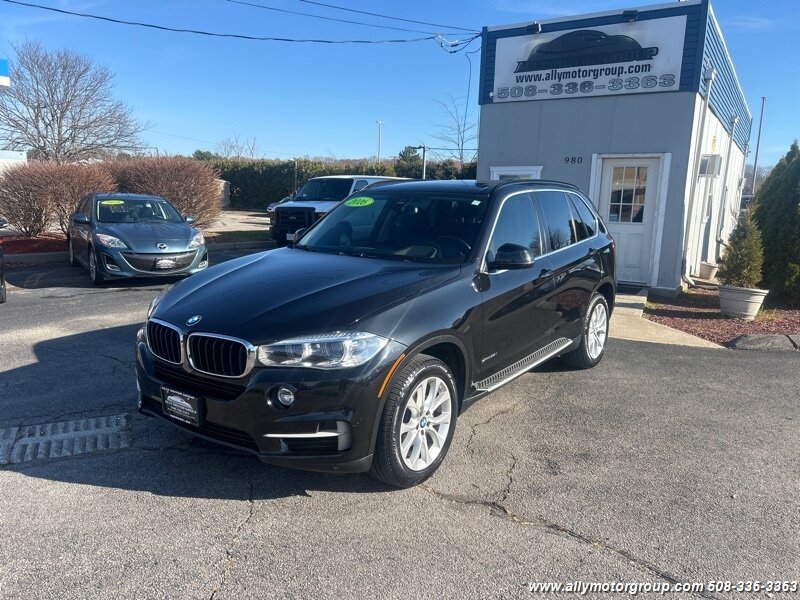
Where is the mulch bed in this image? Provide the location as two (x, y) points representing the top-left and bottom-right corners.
(0, 233), (68, 254)
(645, 288), (800, 346)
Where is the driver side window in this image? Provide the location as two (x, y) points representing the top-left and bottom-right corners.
(487, 193), (542, 262)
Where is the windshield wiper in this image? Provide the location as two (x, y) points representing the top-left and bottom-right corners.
(293, 244), (314, 252)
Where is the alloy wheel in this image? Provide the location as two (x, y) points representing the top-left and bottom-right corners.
(587, 302), (607, 360)
(89, 251), (97, 280)
(399, 376), (452, 471)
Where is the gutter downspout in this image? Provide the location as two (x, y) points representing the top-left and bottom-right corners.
(715, 114), (739, 256)
(682, 65), (716, 286)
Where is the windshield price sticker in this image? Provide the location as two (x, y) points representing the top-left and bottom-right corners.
(100, 200), (125, 205)
(345, 197), (374, 207)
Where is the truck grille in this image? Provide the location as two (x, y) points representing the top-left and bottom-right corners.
(275, 207), (316, 229)
(147, 321), (182, 364)
(187, 333), (251, 378)
(121, 251), (196, 272)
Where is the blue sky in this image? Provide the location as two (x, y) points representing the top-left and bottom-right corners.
(0, 0), (798, 166)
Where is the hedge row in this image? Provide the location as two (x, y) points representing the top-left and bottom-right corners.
(0, 157), (221, 236)
(211, 157), (477, 209)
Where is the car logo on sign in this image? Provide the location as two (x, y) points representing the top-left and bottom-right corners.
(156, 243), (168, 250)
(186, 315), (202, 326)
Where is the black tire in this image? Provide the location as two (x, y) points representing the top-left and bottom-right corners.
(562, 293), (609, 369)
(67, 237), (77, 267)
(370, 354), (458, 488)
(0, 280), (6, 304)
(88, 247), (105, 286)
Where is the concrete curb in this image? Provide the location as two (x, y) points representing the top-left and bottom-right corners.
(2, 241), (276, 267)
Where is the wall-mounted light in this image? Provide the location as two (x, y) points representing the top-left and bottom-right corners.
(527, 22), (542, 34)
(622, 10), (638, 22)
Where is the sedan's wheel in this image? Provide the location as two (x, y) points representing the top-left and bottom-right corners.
(88, 248), (104, 286)
(371, 354), (458, 488)
(562, 293), (609, 369)
(67, 237), (77, 267)
(0, 280), (6, 304)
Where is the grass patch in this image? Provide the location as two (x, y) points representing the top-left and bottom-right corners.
(755, 309), (781, 323)
(205, 230), (271, 244)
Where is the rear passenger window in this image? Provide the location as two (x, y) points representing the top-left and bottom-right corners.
(535, 191), (576, 251)
(488, 193), (542, 260)
(568, 193), (597, 240)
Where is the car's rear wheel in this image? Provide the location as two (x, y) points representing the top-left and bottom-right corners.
(370, 354), (458, 488)
(88, 247), (105, 286)
(562, 293), (609, 369)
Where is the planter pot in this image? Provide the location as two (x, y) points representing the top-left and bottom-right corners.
(718, 285), (769, 320)
(698, 261), (719, 280)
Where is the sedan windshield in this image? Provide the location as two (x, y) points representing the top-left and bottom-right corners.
(96, 198), (183, 224)
(297, 191), (490, 264)
(295, 179), (353, 202)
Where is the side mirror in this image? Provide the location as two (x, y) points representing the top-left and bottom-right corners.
(288, 228), (308, 245)
(72, 213), (91, 225)
(488, 243), (535, 270)
(184, 215), (196, 224)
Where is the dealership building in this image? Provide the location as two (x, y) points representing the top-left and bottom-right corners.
(477, 0), (750, 294)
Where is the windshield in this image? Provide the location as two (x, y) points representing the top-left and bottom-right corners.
(297, 191), (489, 264)
(295, 178), (353, 202)
(96, 197), (183, 224)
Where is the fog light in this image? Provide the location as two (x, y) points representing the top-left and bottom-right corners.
(276, 386), (295, 407)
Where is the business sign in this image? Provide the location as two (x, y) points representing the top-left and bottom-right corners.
(0, 59), (8, 87)
(492, 15), (686, 102)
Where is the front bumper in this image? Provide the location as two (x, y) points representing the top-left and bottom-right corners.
(135, 327), (405, 472)
(98, 245), (209, 279)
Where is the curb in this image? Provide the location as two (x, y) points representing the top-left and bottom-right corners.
(2, 241), (276, 267)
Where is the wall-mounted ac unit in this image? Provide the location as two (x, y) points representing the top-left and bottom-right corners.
(699, 154), (722, 177)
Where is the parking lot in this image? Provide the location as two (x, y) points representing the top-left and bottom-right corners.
(1, 251), (798, 599)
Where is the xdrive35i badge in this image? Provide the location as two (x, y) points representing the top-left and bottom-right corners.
(186, 315), (202, 326)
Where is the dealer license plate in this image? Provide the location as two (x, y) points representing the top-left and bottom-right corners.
(162, 388), (201, 426)
(156, 258), (177, 269)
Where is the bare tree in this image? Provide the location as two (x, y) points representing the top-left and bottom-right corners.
(430, 94), (477, 169)
(743, 163), (773, 195)
(0, 41), (148, 163)
(216, 134), (259, 159)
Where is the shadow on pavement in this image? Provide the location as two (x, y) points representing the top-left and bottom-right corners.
(2, 323), (394, 499)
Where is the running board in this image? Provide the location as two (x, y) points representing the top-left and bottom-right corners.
(474, 337), (572, 392)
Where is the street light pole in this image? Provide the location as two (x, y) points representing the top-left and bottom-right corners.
(751, 96), (766, 195)
(376, 120), (383, 164)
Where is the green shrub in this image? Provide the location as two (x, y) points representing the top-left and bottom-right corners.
(753, 141), (800, 300)
(717, 209), (764, 289)
(106, 157), (221, 227)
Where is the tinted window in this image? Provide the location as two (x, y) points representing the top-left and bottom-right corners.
(295, 178), (353, 202)
(568, 193), (597, 240)
(536, 191), (576, 251)
(488, 193), (542, 260)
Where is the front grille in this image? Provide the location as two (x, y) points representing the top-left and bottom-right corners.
(153, 363), (246, 401)
(188, 334), (250, 378)
(121, 251), (196, 272)
(275, 208), (316, 229)
(147, 321), (182, 364)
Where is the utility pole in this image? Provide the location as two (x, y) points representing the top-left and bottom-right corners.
(293, 159), (298, 191)
(376, 120), (384, 164)
(421, 145), (427, 180)
(751, 96), (766, 195)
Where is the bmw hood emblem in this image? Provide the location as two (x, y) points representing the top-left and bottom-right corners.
(186, 315), (202, 326)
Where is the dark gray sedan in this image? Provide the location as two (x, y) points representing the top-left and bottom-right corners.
(68, 193), (208, 285)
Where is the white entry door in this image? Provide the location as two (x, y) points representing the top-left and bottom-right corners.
(597, 158), (660, 284)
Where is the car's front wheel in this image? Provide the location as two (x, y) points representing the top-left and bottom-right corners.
(67, 237), (77, 267)
(88, 247), (105, 286)
(562, 292), (609, 369)
(371, 354), (458, 488)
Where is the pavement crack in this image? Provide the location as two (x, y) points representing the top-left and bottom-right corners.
(418, 482), (720, 600)
(464, 405), (517, 455)
(209, 479), (255, 600)
(786, 335), (799, 350)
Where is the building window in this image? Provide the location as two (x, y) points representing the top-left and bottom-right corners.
(608, 166), (648, 223)
(490, 166), (543, 181)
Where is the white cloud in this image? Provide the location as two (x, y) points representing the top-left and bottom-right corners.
(722, 15), (795, 33)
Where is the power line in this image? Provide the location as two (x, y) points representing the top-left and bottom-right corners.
(298, 0), (479, 33)
(0, 0), (437, 44)
(226, 0), (454, 35)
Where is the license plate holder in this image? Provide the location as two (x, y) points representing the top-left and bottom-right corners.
(156, 258), (177, 270)
(162, 387), (202, 427)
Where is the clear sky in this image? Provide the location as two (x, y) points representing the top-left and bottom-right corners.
(0, 0), (797, 166)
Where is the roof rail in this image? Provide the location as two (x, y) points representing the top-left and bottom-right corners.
(491, 178), (580, 191)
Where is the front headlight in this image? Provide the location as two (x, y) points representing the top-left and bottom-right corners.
(189, 232), (205, 248)
(147, 284), (174, 319)
(95, 234), (128, 249)
(256, 331), (388, 369)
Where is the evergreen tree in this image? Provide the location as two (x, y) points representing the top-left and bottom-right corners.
(718, 208), (764, 289)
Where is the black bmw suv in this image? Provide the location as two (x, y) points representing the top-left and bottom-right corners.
(136, 180), (615, 487)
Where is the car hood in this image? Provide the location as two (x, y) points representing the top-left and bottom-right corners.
(154, 248), (460, 343)
(276, 200), (340, 212)
(97, 223), (196, 252)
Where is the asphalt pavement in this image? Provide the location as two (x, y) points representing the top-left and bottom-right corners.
(0, 254), (798, 599)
